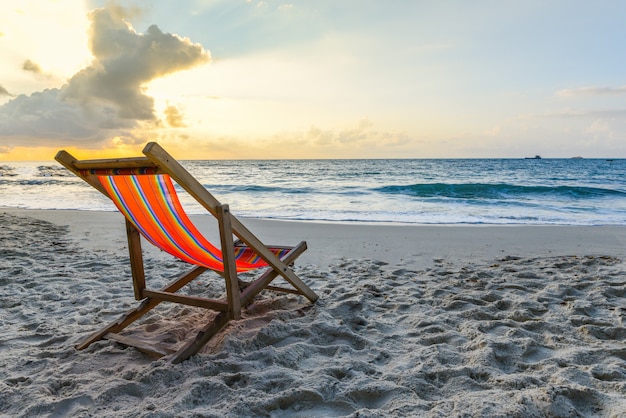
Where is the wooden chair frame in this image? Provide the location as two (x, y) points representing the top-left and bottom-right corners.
(55, 142), (318, 363)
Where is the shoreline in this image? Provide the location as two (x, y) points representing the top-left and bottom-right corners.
(3, 206), (626, 270)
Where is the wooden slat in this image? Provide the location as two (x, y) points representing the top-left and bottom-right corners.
(126, 219), (146, 300)
(72, 156), (156, 170)
(143, 142), (221, 216)
(217, 204), (242, 320)
(142, 290), (229, 311)
(104, 333), (175, 358)
(165, 312), (230, 364)
(54, 150), (78, 173)
(241, 241), (308, 305)
(55, 150), (110, 197)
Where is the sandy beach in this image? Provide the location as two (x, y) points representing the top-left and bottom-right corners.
(1, 207), (626, 417)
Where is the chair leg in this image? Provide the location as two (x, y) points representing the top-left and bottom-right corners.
(75, 297), (158, 350)
(126, 219), (146, 300)
(217, 204), (241, 320)
(164, 312), (231, 364)
(75, 265), (207, 350)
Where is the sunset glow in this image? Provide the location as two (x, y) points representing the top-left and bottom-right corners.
(2, 1), (626, 160)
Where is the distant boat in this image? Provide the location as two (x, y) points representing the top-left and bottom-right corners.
(525, 155), (542, 159)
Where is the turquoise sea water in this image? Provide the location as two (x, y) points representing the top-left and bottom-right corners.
(1, 158), (625, 225)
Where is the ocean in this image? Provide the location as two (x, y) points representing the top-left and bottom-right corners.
(1, 158), (625, 225)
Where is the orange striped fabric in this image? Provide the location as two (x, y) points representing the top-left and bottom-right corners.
(97, 174), (289, 272)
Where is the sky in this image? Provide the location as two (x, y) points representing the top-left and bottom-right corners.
(1, 0), (625, 160)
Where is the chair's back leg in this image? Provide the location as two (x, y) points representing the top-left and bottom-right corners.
(126, 219), (146, 300)
(217, 204), (242, 320)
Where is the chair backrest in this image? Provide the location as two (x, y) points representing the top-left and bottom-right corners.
(88, 171), (287, 272)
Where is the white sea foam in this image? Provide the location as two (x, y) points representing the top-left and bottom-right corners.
(1, 158), (625, 224)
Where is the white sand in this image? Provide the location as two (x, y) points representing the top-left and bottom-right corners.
(1, 208), (626, 417)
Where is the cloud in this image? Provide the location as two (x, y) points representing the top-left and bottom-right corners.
(0, 4), (209, 148)
(541, 109), (626, 119)
(22, 59), (43, 74)
(557, 86), (626, 97)
(164, 105), (186, 128)
(268, 118), (413, 154)
(0, 89), (102, 140)
(0, 85), (12, 97)
(150, 117), (417, 159)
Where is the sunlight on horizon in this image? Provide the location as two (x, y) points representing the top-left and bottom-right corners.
(2, 1), (626, 160)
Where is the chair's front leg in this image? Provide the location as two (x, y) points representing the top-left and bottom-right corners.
(125, 219), (146, 300)
(217, 204), (242, 320)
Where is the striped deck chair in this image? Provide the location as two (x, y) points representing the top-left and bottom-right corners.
(55, 142), (318, 363)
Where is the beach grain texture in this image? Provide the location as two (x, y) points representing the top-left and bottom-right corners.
(1, 208), (626, 417)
